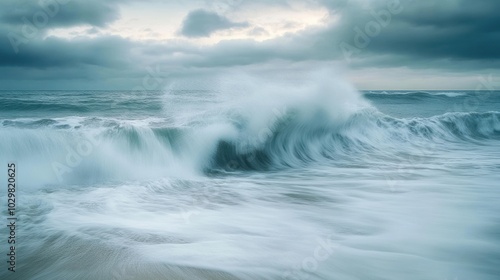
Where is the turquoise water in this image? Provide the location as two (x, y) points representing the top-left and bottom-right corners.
(1, 81), (500, 279)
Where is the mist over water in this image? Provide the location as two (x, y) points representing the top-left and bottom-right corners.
(1, 71), (500, 279)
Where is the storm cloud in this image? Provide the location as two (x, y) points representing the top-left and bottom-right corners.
(179, 9), (249, 38)
(332, 0), (500, 62)
(0, 0), (499, 89)
(0, 0), (122, 29)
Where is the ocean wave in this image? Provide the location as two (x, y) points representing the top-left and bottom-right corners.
(1, 71), (498, 186)
(364, 91), (468, 98)
(1, 116), (174, 130)
(1, 110), (499, 186)
(210, 110), (500, 171)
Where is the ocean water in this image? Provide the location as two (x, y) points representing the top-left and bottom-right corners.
(1, 74), (500, 280)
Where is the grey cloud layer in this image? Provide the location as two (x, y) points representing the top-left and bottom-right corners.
(1, 0), (499, 89)
(0, 0), (123, 29)
(180, 9), (249, 37)
(338, 0), (500, 61)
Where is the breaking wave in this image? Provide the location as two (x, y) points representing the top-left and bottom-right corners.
(1, 70), (499, 186)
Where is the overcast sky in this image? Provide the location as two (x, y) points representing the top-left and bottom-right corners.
(1, 0), (499, 90)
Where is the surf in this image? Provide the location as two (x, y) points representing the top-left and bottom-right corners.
(1, 71), (499, 188)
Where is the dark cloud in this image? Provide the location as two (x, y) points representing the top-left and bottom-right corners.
(0, 0), (123, 29)
(1, 0), (500, 89)
(325, 0), (500, 64)
(0, 0), (127, 54)
(0, 16), (133, 69)
(180, 9), (248, 38)
(174, 0), (500, 69)
(3, 37), (131, 69)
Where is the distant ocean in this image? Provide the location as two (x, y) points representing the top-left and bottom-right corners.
(1, 77), (500, 279)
